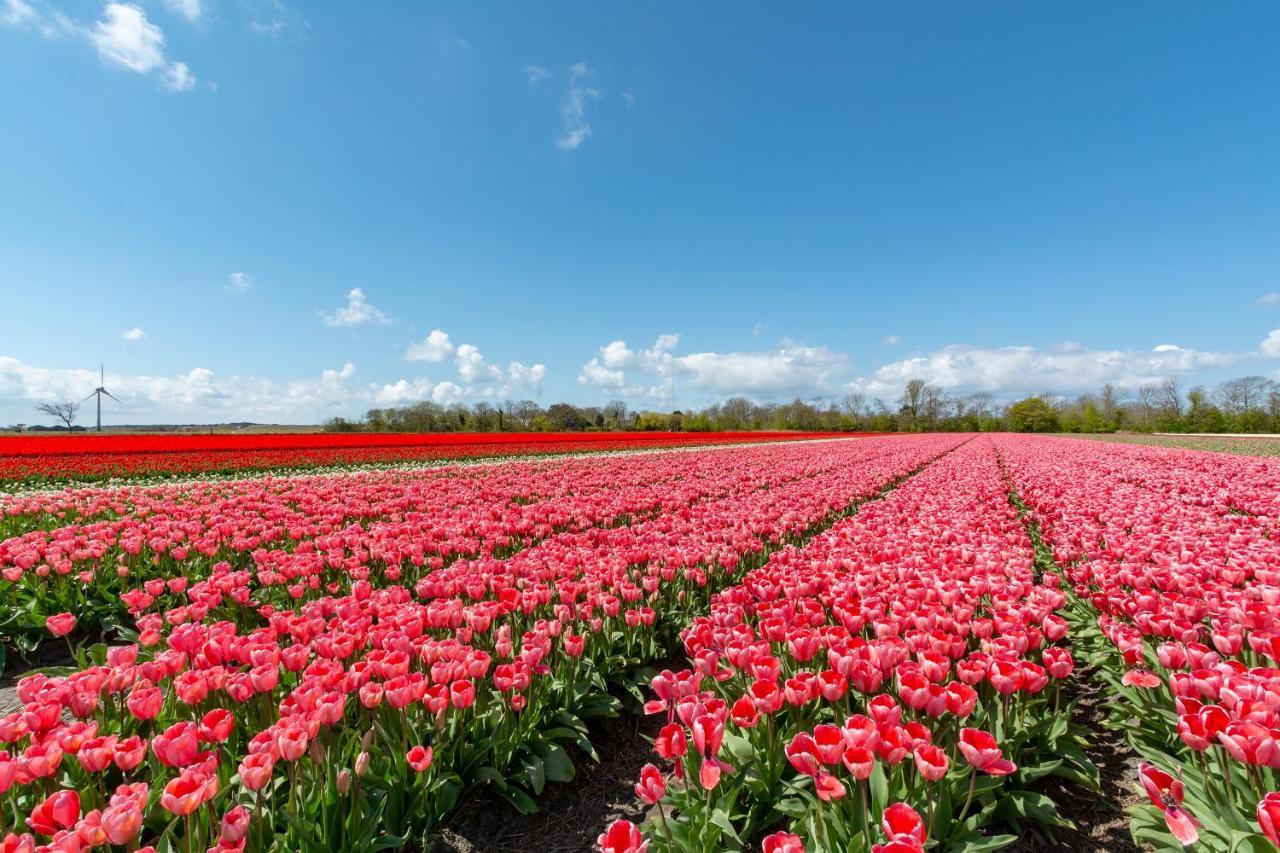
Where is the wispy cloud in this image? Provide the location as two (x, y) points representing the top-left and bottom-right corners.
(524, 64), (551, 84)
(1257, 292), (1279, 308)
(3, 0), (195, 89)
(321, 288), (393, 327)
(119, 327), (145, 341)
(622, 89), (635, 108)
(558, 62), (602, 150)
(883, 335), (902, 345)
(225, 271), (254, 293)
(752, 322), (764, 339)
(160, 0), (203, 23)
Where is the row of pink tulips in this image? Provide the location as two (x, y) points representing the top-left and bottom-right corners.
(606, 437), (1093, 852)
(0, 436), (964, 851)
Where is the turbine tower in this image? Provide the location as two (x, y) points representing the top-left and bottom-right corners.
(83, 364), (119, 432)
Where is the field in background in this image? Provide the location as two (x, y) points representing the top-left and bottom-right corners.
(0, 430), (862, 484)
(1070, 432), (1280, 457)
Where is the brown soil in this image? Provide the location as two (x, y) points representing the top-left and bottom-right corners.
(432, 711), (663, 853)
(1007, 666), (1144, 852)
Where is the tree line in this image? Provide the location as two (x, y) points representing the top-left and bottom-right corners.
(320, 374), (1280, 435)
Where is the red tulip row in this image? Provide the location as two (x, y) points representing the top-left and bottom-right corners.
(0, 435), (961, 852)
(605, 436), (1091, 853)
(995, 434), (1280, 849)
(0, 432), (848, 485)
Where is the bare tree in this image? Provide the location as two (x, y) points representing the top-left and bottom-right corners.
(1217, 376), (1274, 415)
(36, 401), (80, 431)
(1159, 376), (1184, 417)
(967, 391), (994, 420)
(1099, 384), (1120, 424)
(840, 393), (867, 418)
(900, 379), (926, 420)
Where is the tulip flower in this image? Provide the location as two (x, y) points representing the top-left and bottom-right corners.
(597, 819), (648, 853)
(44, 613), (75, 637)
(406, 745), (433, 773)
(1138, 763), (1198, 845)
(1257, 792), (1280, 847)
(634, 764), (665, 804)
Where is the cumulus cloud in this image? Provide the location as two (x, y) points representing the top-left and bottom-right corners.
(90, 3), (195, 91)
(1262, 329), (1280, 359)
(846, 341), (1253, 398)
(225, 271), (254, 292)
(404, 329), (454, 362)
(119, 327), (145, 341)
(403, 329), (546, 395)
(578, 334), (847, 401)
(321, 288), (392, 327)
(558, 62), (602, 150)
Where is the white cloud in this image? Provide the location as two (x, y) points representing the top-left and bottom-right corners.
(622, 89), (635, 108)
(321, 288), (392, 327)
(119, 327), (145, 341)
(1, 0), (37, 28)
(578, 334), (847, 401)
(403, 329), (546, 395)
(1261, 329), (1280, 359)
(1258, 293), (1280, 308)
(88, 3), (196, 92)
(161, 0), (202, 22)
(847, 341), (1252, 398)
(454, 343), (503, 382)
(577, 358), (628, 390)
(557, 62), (602, 150)
(225, 271), (254, 292)
(404, 328), (454, 362)
(883, 335), (902, 345)
(161, 60), (194, 92)
(524, 64), (550, 84)
(752, 323), (764, 339)
(0, 357), (365, 424)
(599, 340), (636, 369)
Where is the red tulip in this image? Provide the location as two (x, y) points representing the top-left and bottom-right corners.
(1257, 792), (1280, 847)
(634, 764), (665, 804)
(406, 745), (433, 773)
(1138, 763), (1198, 845)
(25, 790), (80, 836)
(597, 819), (648, 853)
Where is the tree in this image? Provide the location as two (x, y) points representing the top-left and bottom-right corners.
(1159, 376), (1184, 418)
(1098, 384), (1121, 426)
(36, 401), (80, 431)
(1006, 397), (1059, 433)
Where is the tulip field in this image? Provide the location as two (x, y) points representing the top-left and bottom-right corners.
(1, 434), (1280, 852)
(0, 432), (844, 486)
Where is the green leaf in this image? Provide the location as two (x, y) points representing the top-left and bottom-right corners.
(1018, 758), (1063, 783)
(708, 809), (742, 844)
(537, 743), (575, 783)
(952, 834), (1019, 851)
(521, 755), (546, 795)
(493, 784), (540, 815)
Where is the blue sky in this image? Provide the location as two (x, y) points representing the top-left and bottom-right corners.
(2, 1), (1279, 424)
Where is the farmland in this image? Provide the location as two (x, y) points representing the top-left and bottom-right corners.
(0, 431), (849, 487)
(0, 434), (1277, 851)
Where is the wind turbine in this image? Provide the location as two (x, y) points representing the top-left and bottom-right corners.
(83, 364), (120, 432)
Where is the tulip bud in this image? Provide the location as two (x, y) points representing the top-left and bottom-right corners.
(309, 739), (325, 763)
(355, 751), (370, 777)
(361, 729), (375, 750)
(336, 769), (352, 794)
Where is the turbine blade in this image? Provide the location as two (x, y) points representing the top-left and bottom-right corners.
(82, 392), (97, 402)
(103, 391), (121, 403)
